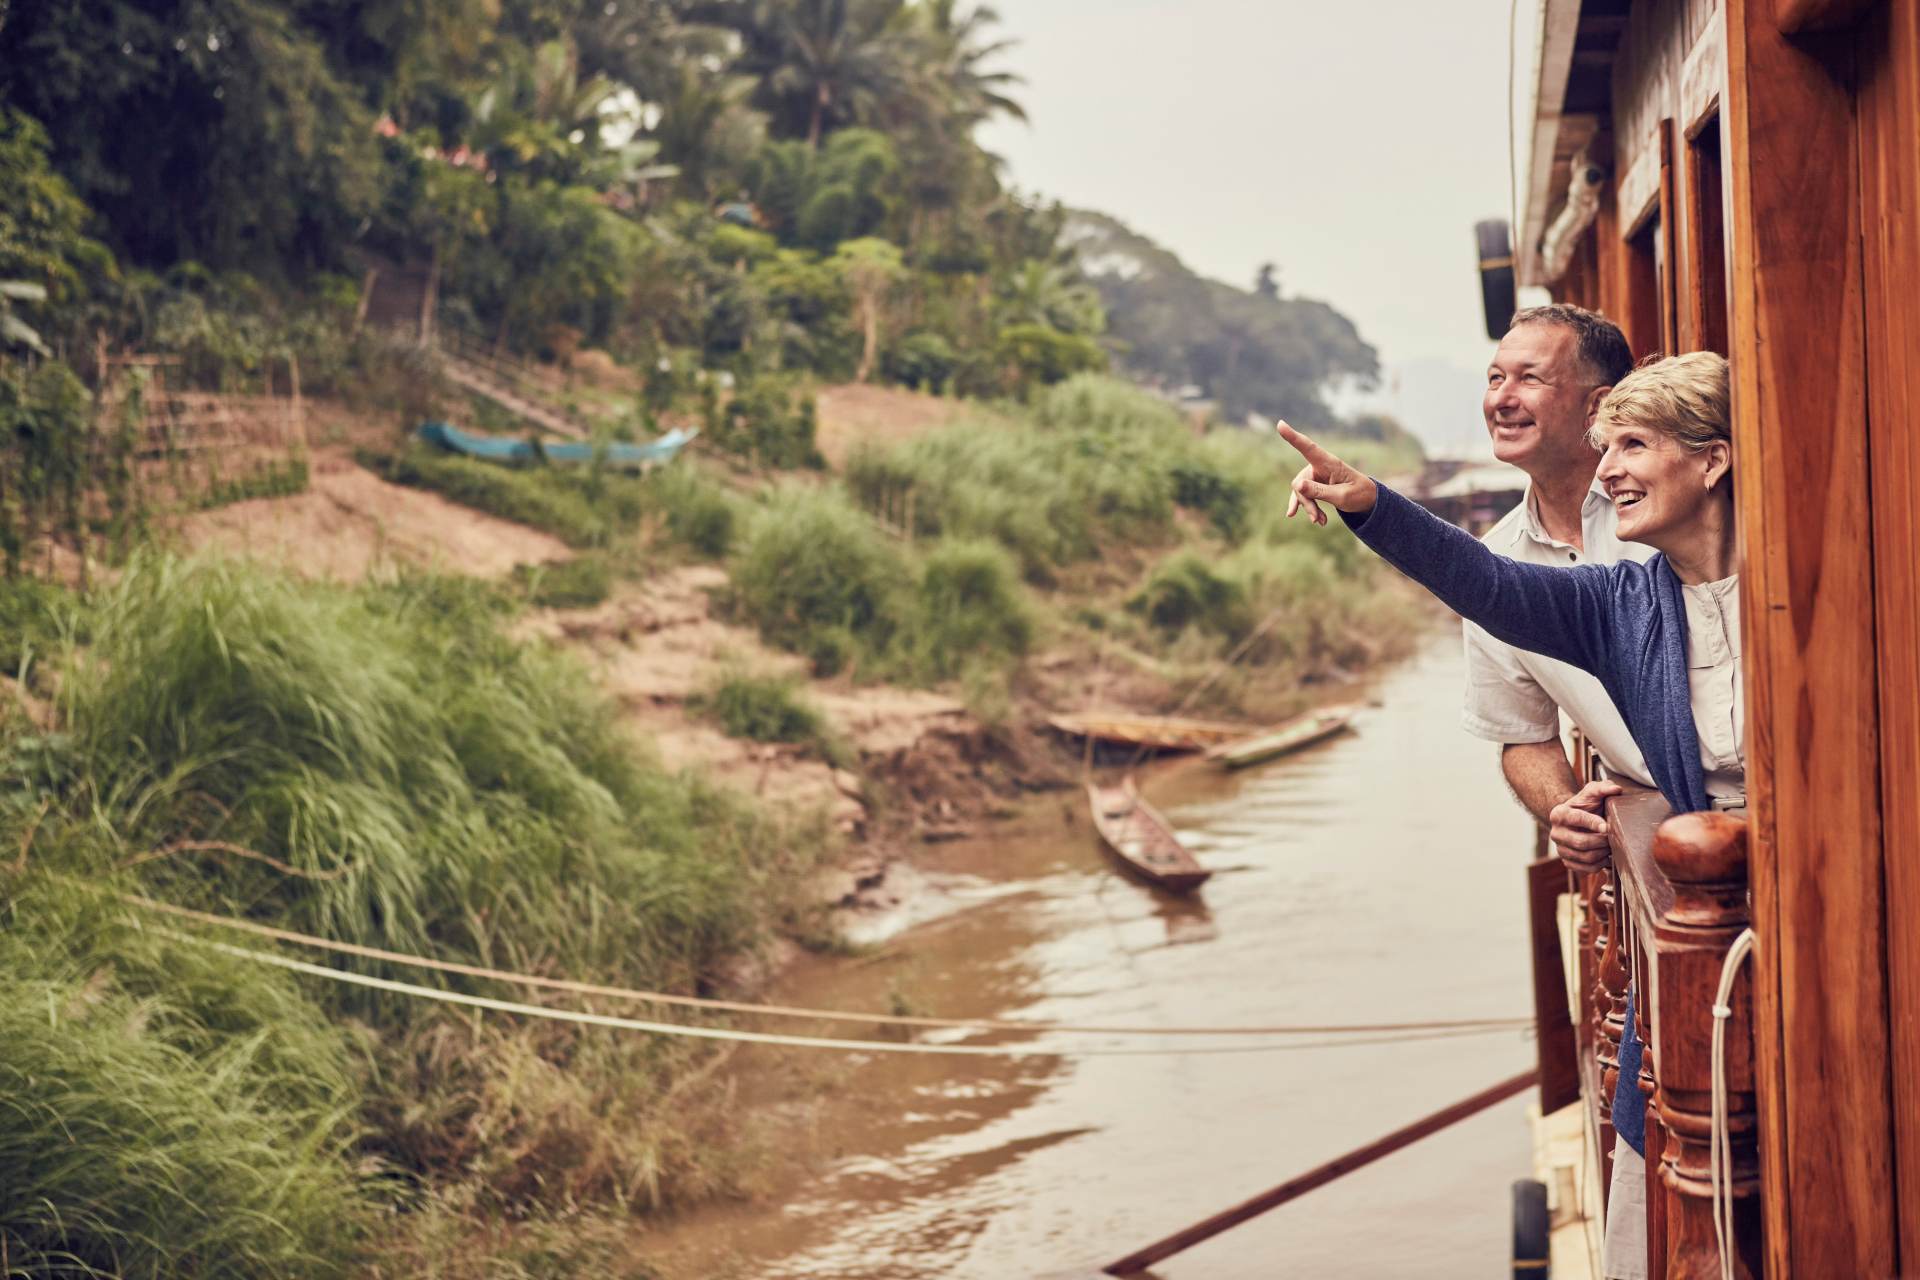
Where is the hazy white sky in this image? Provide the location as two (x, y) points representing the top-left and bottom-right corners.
(979, 0), (1532, 456)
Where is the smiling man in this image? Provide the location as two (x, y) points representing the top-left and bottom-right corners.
(1466, 305), (1650, 864)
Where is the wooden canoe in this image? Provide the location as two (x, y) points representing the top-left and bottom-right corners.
(1205, 707), (1355, 769)
(1085, 778), (1212, 893)
(1048, 713), (1252, 753)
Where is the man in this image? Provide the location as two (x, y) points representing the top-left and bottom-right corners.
(1465, 302), (1648, 1280)
(1466, 304), (1648, 864)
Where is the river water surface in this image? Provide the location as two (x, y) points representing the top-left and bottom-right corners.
(648, 632), (1541, 1277)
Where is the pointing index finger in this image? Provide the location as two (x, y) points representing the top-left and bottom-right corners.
(1274, 420), (1334, 468)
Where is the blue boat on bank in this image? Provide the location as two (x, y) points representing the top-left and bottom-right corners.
(416, 421), (699, 470)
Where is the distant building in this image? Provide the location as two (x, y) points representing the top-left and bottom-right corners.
(1409, 459), (1525, 535)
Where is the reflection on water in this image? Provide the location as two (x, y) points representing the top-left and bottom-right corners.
(644, 634), (1539, 1278)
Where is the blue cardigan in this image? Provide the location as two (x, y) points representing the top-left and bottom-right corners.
(1344, 485), (1712, 816)
(1345, 484), (1711, 1156)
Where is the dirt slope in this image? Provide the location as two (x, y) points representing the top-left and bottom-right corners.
(811, 383), (976, 469)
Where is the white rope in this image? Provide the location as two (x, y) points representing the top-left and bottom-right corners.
(120, 891), (1529, 1038)
(164, 928), (1524, 1060)
(1710, 927), (1756, 1280)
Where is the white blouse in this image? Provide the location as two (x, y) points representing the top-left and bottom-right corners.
(1682, 575), (1745, 805)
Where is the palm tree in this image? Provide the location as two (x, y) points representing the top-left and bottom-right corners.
(914, 0), (1025, 129)
(651, 62), (767, 200)
(733, 0), (919, 148)
(996, 259), (1103, 337)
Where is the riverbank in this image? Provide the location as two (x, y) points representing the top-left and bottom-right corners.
(0, 377), (1436, 1277)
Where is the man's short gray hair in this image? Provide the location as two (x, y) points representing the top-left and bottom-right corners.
(1508, 304), (1634, 386)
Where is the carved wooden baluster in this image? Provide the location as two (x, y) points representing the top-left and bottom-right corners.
(1638, 977), (1666, 1280)
(1576, 870), (1601, 1062)
(1648, 811), (1761, 1279)
(1595, 871), (1630, 1121)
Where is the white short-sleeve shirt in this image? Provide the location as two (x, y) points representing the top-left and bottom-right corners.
(1462, 480), (1657, 787)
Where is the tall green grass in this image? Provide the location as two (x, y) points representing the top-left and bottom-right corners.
(729, 489), (1037, 683)
(730, 487), (913, 676)
(904, 538), (1036, 680)
(0, 879), (367, 1279)
(0, 554), (835, 1274)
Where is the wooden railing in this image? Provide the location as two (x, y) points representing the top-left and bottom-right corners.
(1562, 779), (1762, 1278)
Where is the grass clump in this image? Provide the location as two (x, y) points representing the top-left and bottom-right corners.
(845, 416), (1179, 580)
(903, 538), (1035, 680)
(694, 668), (850, 767)
(700, 670), (827, 744)
(0, 927), (367, 1279)
(1131, 550), (1253, 639)
(730, 486), (912, 675)
(647, 463), (740, 559)
(373, 447), (613, 546)
(516, 553), (614, 608)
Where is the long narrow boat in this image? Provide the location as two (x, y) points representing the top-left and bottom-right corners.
(1085, 777), (1211, 893)
(1204, 706), (1355, 770)
(1048, 713), (1250, 753)
(416, 420), (699, 469)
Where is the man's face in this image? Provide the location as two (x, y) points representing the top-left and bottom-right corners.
(1482, 323), (1605, 480)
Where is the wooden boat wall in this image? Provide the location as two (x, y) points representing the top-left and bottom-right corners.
(1504, 0), (1920, 1273)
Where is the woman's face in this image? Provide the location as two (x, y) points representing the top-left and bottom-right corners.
(1593, 419), (1730, 548)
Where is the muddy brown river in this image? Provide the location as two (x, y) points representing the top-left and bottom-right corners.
(647, 632), (1540, 1277)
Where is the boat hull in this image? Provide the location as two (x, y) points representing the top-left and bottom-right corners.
(1085, 781), (1212, 893)
(1049, 713), (1250, 753)
(1207, 709), (1354, 769)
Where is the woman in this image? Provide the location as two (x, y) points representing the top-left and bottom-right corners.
(1278, 350), (1738, 1280)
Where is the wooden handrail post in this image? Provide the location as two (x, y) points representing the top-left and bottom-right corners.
(1649, 811), (1762, 1278)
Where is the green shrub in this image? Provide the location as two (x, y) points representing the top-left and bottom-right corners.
(730, 487), (911, 675)
(371, 447), (605, 545)
(995, 323), (1107, 393)
(1132, 550), (1252, 638)
(1170, 460), (1249, 540)
(646, 465), (739, 558)
(883, 331), (957, 391)
(696, 670), (837, 758)
(704, 374), (824, 470)
(904, 538), (1035, 679)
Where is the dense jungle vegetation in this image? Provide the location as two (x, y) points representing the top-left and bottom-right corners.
(0, 2), (1426, 1273)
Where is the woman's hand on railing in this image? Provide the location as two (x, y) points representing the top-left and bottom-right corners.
(1276, 422), (1379, 525)
(1550, 778), (1624, 871)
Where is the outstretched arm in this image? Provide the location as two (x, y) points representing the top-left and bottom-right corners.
(1276, 421), (1617, 674)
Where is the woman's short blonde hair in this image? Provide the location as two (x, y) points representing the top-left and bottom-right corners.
(1586, 350), (1730, 453)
